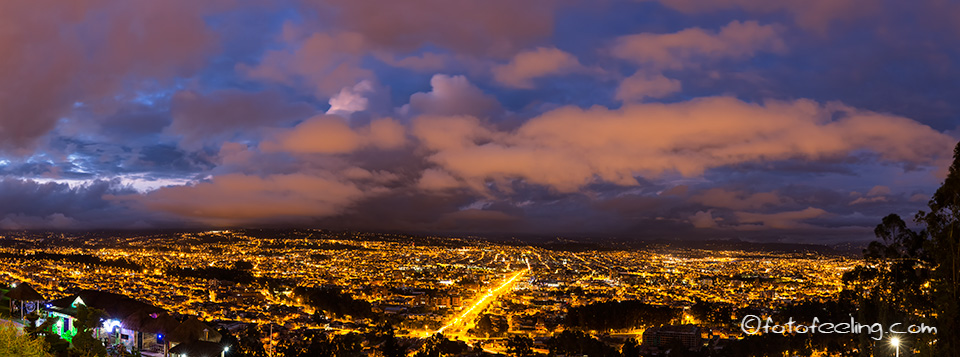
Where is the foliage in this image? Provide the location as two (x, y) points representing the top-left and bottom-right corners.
(23, 312), (69, 355)
(474, 314), (508, 337)
(564, 300), (678, 331)
(414, 333), (468, 357)
(293, 287), (372, 319)
(915, 141), (960, 356)
(272, 329), (366, 357)
(235, 325), (269, 357)
(620, 338), (640, 357)
(546, 330), (619, 357)
(505, 335), (534, 357)
(0, 322), (52, 357)
(376, 324), (405, 357)
(842, 140), (960, 356)
(0, 252), (141, 271)
(105, 344), (141, 357)
(70, 305), (107, 357)
(689, 299), (735, 328)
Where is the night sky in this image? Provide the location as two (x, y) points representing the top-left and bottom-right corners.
(1, 0), (958, 242)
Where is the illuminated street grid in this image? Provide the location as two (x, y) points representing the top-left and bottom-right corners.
(0, 229), (857, 351)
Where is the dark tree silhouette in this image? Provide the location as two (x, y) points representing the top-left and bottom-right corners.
(505, 335), (534, 357)
(71, 305), (107, 357)
(621, 338), (640, 357)
(844, 141), (960, 356)
(916, 141), (960, 356)
(564, 300), (678, 331)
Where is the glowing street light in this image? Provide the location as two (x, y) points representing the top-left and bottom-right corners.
(891, 336), (900, 357)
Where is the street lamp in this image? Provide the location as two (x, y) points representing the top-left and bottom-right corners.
(221, 346), (230, 357)
(891, 336), (900, 357)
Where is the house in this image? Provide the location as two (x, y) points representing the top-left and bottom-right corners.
(46, 290), (222, 356)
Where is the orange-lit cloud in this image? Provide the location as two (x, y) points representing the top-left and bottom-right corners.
(611, 20), (785, 69)
(261, 115), (406, 154)
(128, 172), (372, 223)
(735, 207), (828, 229)
(238, 31), (371, 98)
(413, 96), (954, 193)
(492, 47), (584, 89)
(306, 0), (561, 57)
(616, 72), (683, 102)
(417, 169), (464, 192)
(689, 210), (720, 228)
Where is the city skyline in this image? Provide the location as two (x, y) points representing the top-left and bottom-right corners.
(0, 1), (958, 241)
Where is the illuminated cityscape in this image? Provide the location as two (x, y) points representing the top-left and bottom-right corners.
(0, 229), (865, 356)
(0, 0), (958, 355)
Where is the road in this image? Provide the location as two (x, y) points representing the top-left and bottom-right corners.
(432, 268), (528, 339)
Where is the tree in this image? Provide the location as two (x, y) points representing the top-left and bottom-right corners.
(414, 334), (468, 357)
(547, 330), (619, 357)
(848, 141), (960, 356)
(330, 332), (363, 357)
(916, 141), (960, 356)
(23, 312), (69, 355)
(0, 322), (52, 357)
(378, 325), (405, 357)
(218, 328), (239, 356)
(621, 338), (640, 357)
(233, 261), (254, 271)
(70, 305), (107, 357)
(236, 325), (269, 357)
(505, 336), (534, 357)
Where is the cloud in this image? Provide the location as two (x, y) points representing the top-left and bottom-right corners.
(326, 80), (378, 117)
(403, 75), (502, 118)
(260, 116), (406, 154)
(413, 96), (953, 193)
(909, 193), (929, 202)
(866, 185), (891, 196)
(616, 72), (683, 102)
(168, 89), (316, 148)
(412, 115), (496, 152)
(849, 196), (887, 205)
(492, 47), (583, 89)
(0, 0), (224, 154)
(0, 213), (78, 230)
(689, 210), (719, 228)
(735, 207), (828, 229)
(306, 0), (561, 57)
(691, 188), (785, 210)
(127, 172), (378, 223)
(0, 177), (145, 228)
(849, 185), (892, 205)
(417, 169), (464, 191)
(611, 20), (786, 69)
(239, 31), (371, 98)
(648, 0), (876, 32)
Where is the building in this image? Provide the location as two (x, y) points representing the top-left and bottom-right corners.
(46, 290), (222, 356)
(3, 282), (45, 320)
(641, 324), (704, 351)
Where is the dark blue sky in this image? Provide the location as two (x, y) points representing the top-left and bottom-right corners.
(0, 0), (957, 242)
